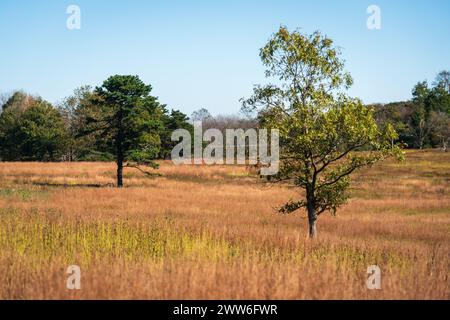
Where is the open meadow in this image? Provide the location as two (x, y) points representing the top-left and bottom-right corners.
(0, 150), (448, 299)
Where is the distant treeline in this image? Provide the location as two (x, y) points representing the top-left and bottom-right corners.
(0, 85), (193, 162)
(0, 71), (449, 162)
(371, 70), (450, 150)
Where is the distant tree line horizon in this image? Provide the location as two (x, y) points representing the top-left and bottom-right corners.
(0, 70), (449, 163)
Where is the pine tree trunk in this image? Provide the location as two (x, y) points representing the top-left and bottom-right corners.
(116, 110), (124, 188)
(116, 137), (124, 188)
(117, 158), (123, 188)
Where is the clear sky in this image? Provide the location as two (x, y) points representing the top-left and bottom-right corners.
(1, 0), (449, 116)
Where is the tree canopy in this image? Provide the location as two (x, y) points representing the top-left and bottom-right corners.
(0, 94), (67, 161)
(80, 75), (165, 187)
(243, 26), (403, 238)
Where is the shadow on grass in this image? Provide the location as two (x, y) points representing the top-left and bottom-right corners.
(32, 182), (116, 188)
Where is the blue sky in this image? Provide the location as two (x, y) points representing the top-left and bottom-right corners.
(0, 0), (449, 116)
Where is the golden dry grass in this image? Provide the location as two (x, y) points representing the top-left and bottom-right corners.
(0, 149), (449, 299)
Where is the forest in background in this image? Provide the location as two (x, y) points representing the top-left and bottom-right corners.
(0, 70), (449, 162)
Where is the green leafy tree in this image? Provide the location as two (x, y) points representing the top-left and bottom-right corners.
(0, 92), (30, 160)
(242, 26), (402, 238)
(59, 86), (96, 161)
(429, 111), (450, 152)
(1, 91), (34, 113)
(59, 86), (116, 161)
(372, 101), (415, 148)
(18, 101), (68, 160)
(411, 75), (450, 148)
(411, 81), (431, 149)
(84, 75), (164, 187)
(160, 109), (193, 159)
(429, 83), (450, 115)
(433, 70), (450, 94)
(0, 95), (67, 161)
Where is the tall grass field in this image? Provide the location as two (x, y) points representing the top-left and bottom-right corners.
(0, 150), (448, 299)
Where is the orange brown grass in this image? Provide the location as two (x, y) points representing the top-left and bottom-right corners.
(0, 149), (449, 299)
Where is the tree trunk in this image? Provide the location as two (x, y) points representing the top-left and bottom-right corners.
(306, 187), (317, 239)
(116, 110), (124, 188)
(117, 158), (123, 188)
(116, 136), (124, 188)
(307, 208), (317, 239)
